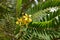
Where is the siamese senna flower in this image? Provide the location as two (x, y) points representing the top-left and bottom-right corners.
(16, 14), (32, 25)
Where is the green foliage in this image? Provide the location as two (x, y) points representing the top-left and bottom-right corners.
(16, 0), (22, 17)
(26, 0), (60, 14)
(0, 0), (60, 40)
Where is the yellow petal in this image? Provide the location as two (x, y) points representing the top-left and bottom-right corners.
(24, 21), (28, 25)
(16, 21), (19, 24)
(23, 16), (26, 18)
(25, 18), (28, 20)
(28, 18), (32, 22)
(18, 18), (22, 22)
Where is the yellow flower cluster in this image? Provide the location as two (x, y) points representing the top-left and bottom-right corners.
(16, 13), (32, 26)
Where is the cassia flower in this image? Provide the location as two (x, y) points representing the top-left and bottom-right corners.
(16, 13), (32, 26)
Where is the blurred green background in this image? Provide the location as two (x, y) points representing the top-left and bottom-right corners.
(0, 0), (60, 40)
